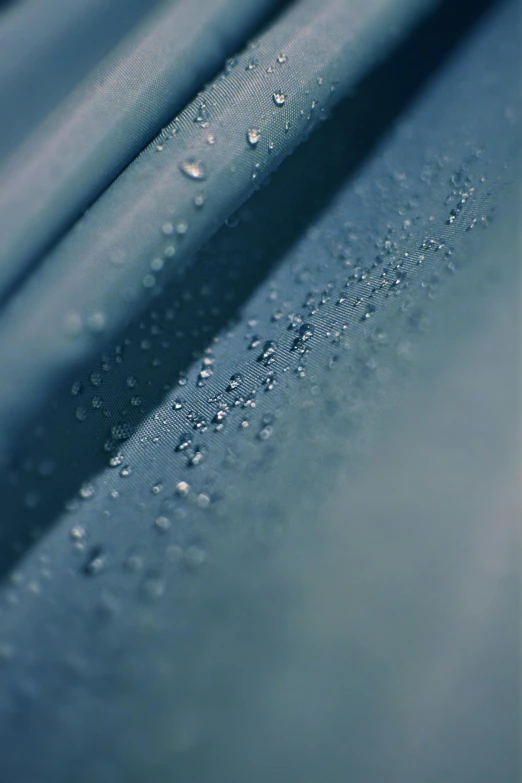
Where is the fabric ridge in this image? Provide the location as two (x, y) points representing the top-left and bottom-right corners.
(0, 0), (286, 304)
(0, 0), (440, 464)
(0, 0), (519, 781)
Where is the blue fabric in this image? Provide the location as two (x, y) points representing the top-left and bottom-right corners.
(0, 0), (165, 160)
(0, 0), (285, 303)
(0, 0), (519, 780)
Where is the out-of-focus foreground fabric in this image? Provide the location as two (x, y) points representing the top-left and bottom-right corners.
(0, 0), (519, 781)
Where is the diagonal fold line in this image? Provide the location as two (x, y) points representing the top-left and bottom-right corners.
(0, 0), (440, 463)
(0, 0), (287, 303)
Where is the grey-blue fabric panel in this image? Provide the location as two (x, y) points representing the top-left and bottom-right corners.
(0, 2), (518, 780)
(0, 0), (165, 159)
(0, 0), (285, 303)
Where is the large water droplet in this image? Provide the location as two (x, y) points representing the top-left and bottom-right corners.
(193, 101), (210, 127)
(247, 128), (261, 147)
(299, 323), (315, 342)
(176, 481), (190, 497)
(179, 159), (207, 181)
(273, 92), (286, 107)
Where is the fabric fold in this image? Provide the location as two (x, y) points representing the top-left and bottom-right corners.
(0, 1), (518, 778)
(0, 0), (439, 464)
(0, 0), (285, 303)
(0, 0), (163, 160)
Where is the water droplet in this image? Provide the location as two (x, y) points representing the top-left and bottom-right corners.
(262, 372), (277, 390)
(273, 92), (286, 107)
(119, 465), (132, 478)
(258, 426), (273, 441)
(176, 481), (190, 497)
(75, 406), (88, 422)
(179, 159), (207, 181)
(276, 53), (288, 64)
(176, 432), (192, 452)
(154, 516), (171, 533)
(213, 408), (228, 425)
(71, 380), (84, 396)
(225, 57), (238, 74)
(248, 335), (261, 350)
(79, 483), (95, 500)
(196, 493), (211, 509)
(299, 323), (314, 342)
(257, 340), (278, 365)
(188, 447), (205, 467)
(227, 373), (243, 391)
(247, 128), (261, 147)
(292, 322), (315, 350)
(70, 526), (86, 542)
(194, 194), (205, 208)
(193, 101), (210, 127)
(197, 366), (213, 387)
(162, 222), (174, 236)
(83, 546), (106, 576)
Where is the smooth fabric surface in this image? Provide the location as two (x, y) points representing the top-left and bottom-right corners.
(0, 0), (285, 303)
(0, 0), (165, 160)
(0, 0), (519, 781)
